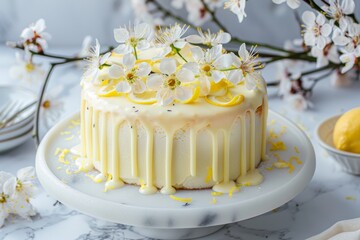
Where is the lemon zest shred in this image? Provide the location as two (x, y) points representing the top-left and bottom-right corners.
(345, 196), (356, 201)
(269, 141), (286, 151)
(70, 120), (80, 126)
(289, 156), (303, 165)
(170, 195), (193, 203)
(65, 169), (72, 175)
(65, 135), (75, 141)
(54, 148), (61, 156)
(228, 186), (240, 198)
(211, 197), (217, 204)
(60, 131), (71, 135)
(211, 192), (223, 196)
(294, 146), (300, 154)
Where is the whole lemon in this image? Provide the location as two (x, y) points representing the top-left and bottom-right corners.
(333, 108), (360, 154)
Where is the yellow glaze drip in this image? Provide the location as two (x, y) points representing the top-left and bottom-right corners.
(130, 123), (138, 177)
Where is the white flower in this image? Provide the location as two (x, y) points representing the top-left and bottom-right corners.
(9, 52), (45, 89)
(113, 22), (153, 55)
(147, 58), (195, 105)
(77, 36), (93, 59)
(275, 61), (301, 97)
(131, 0), (163, 26)
(272, 0), (300, 9)
(204, 0), (226, 10)
(41, 85), (64, 130)
(83, 39), (111, 83)
(322, 0), (355, 22)
(311, 44), (340, 68)
(285, 94), (313, 111)
(302, 11), (333, 50)
(339, 46), (360, 73)
(224, 0), (247, 23)
(108, 53), (150, 94)
(228, 43), (263, 90)
(333, 20), (360, 53)
(186, 45), (232, 95)
(20, 19), (51, 53)
(186, 0), (211, 26)
(155, 24), (189, 57)
(0, 171), (13, 228)
(186, 28), (231, 47)
(330, 69), (353, 87)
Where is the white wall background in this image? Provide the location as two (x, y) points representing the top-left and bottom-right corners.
(0, 0), (359, 48)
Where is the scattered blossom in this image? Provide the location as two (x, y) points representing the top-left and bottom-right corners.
(83, 39), (111, 83)
(285, 93), (313, 111)
(330, 69), (354, 87)
(228, 44), (263, 90)
(339, 47), (360, 73)
(109, 53), (151, 94)
(0, 167), (37, 228)
(41, 85), (65, 130)
(20, 19), (51, 53)
(147, 58), (195, 105)
(322, 0), (355, 23)
(272, 0), (300, 9)
(9, 52), (45, 89)
(311, 44), (340, 68)
(302, 11), (332, 50)
(186, 28), (231, 47)
(224, 0), (247, 23)
(113, 22), (152, 55)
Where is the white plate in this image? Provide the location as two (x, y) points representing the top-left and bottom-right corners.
(0, 126), (33, 153)
(36, 110), (316, 240)
(0, 85), (36, 133)
(0, 117), (34, 141)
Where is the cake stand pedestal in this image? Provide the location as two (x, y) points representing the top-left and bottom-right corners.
(36, 110), (315, 239)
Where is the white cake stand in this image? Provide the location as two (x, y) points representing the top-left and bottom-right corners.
(36, 110), (315, 240)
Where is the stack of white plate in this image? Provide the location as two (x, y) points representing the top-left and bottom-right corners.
(0, 86), (37, 152)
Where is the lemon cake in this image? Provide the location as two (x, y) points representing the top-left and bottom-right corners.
(78, 24), (268, 194)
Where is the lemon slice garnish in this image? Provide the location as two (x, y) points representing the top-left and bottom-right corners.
(205, 91), (245, 107)
(127, 91), (157, 105)
(98, 82), (122, 97)
(210, 80), (228, 96)
(177, 86), (201, 104)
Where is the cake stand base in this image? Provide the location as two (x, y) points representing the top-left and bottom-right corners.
(36, 110), (315, 240)
(133, 225), (224, 239)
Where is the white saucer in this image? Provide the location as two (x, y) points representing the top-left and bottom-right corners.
(36, 110), (315, 240)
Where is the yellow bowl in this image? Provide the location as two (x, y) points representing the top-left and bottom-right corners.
(316, 115), (360, 175)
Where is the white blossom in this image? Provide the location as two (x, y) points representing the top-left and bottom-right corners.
(131, 0), (163, 26)
(155, 24), (189, 57)
(272, 0), (300, 9)
(302, 11), (333, 50)
(339, 46), (360, 73)
(285, 94), (313, 111)
(311, 44), (340, 68)
(228, 43), (263, 90)
(20, 19), (51, 53)
(186, 45), (232, 95)
(322, 0), (355, 22)
(109, 53), (151, 94)
(186, 0), (211, 26)
(275, 61), (301, 97)
(224, 0), (247, 23)
(113, 22), (153, 55)
(83, 39), (111, 83)
(333, 20), (360, 53)
(147, 58), (195, 105)
(41, 85), (65, 130)
(330, 69), (353, 87)
(186, 28), (231, 47)
(9, 52), (45, 88)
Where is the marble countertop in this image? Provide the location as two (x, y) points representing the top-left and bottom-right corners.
(0, 45), (360, 240)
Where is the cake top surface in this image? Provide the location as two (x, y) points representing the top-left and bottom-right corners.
(82, 23), (266, 107)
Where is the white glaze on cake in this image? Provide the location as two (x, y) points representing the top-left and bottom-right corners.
(79, 79), (268, 194)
